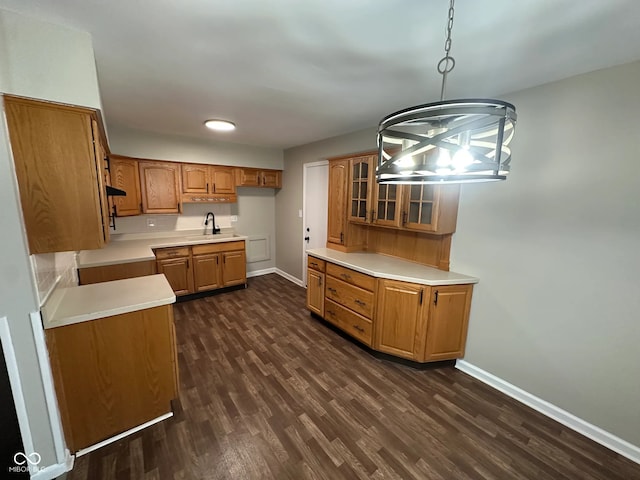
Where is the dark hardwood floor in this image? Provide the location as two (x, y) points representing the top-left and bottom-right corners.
(67, 274), (640, 480)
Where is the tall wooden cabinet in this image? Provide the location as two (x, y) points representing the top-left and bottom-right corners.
(327, 158), (366, 251)
(139, 161), (181, 214)
(4, 96), (110, 254)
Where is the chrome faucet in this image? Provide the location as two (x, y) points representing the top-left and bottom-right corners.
(204, 212), (220, 235)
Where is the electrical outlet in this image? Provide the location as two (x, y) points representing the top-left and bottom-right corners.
(146, 217), (155, 227)
(298, 209), (303, 218)
(231, 215), (238, 223)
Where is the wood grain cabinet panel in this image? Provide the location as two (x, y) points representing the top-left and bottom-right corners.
(222, 250), (246, 286)
(375, 279), (428, 361)
(139, 161), (181, 213)
(235, 168), (282, 188)
(78, 261), (156, 285)
(327, 159), (348, 246)
(192, 253), (222, 292)
(306, 269), (325, 317)
(348, 155), (375, 224)
(210, 166), (236, 194)
(181, 164), (209, 194)
(325, 276), (374, 319)
(4, 96), (109, 254)
(109, 156), (142, 216)
(424, 284), (473, 361)
(156, 256), (193, 296)
(46, 305), (177, 453)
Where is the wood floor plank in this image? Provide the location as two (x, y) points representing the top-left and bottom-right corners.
(67, 274), (640, 480)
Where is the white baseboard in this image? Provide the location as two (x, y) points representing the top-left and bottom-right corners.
(247, 267), (276, 278)
(75, 412), (173, 458)
(455, 360), (640, 465)
(30, 450), (73, 480)
(275, 268), (305, 287)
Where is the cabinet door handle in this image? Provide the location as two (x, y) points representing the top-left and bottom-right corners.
(370, 210), (376, 223)
(402, 211), (408, 226)
(327, 287), (337, 294)
(311, 262), (318, 267)
(223, 255), (226, 264)
(326, 310), (335, 317)
(187, 259), (190, 269)
(354, 299), (366, 307)
(213, 183), (217, 193)
(419, 288), (424, 305)
(262, 175), (266, 185)
(434, 290), (439, 306)
(216, 256), (219, 264)
(340, 232), (344, 244)
(340, 273), (351, 281)
(206, 182), (209, 193)
(353, 324), (364, 333)
(318, 276), (322, 286)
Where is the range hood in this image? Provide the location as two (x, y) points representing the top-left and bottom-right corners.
(106, 185), (127, 197)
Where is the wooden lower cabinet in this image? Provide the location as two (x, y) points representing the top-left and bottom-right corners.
(307, 268), (325, 317)
(46, 305), (178, 453)
(423, 284), (473, 361)
(192, 253), (222, 292)
(156, 256), (194, 296)
(375, 280), (428, 361)
(222, 250), (247, 286)
(78, 260), (156, 285)
(155, 240), (246, 296)
(305, 256), (474, 363)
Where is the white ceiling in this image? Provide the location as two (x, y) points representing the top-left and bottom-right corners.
(2, 0), (640, 149)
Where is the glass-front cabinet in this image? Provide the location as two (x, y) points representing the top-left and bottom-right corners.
(374, 183), (403, 227)
(403, 184), (438, 231)
(348, 155), (375, 224)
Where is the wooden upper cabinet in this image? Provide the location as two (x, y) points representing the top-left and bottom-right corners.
(139, 161), (181, 214)
(261, 169), (282, 188)
(109, 155), (142, 216)
(373, 183), (403, 227)
(210, 166), (236, 194)
(4, 96), (109, 254)
(181, 164), (209, 194)
(401, 184), (460, 234)
(348, 155), (375, 224)
(235, 167), (282, 188)
(327, 159), (348, 245)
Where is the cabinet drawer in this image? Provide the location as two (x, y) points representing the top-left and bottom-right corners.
(324, 299), (372, 346)
(154, 246), (191, 259)
(192, 240), (245, 255)
(307, 256), (326, 272)
(326, 263), (375, 292)
(325, 276), (374, 319)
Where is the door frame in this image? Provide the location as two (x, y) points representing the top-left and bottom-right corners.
(302, 160), (329, 285)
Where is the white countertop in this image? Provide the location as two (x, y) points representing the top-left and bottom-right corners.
(307, 248), (478, 286)
(78, 230), (248, 268)
(42, 274), (176, 329)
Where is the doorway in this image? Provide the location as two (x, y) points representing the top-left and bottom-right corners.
(302, 161), (329, 286)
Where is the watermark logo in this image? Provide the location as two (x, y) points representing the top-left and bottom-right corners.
(8, 452), (41, 474)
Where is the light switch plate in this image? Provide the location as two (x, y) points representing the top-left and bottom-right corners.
(231, 215), (238, 222)
(146, 217), (155, 227)
(298, 209), (303, 218)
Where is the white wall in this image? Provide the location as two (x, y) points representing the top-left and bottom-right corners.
(277, 128), (377, 280)
(451, 61), (640, 447)
(0, 7), (104, 469)
(0, 9), (102, 110)
(108, 125), (283, 169)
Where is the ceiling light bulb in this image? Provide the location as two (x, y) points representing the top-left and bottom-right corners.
(436, 148), (451, 167)
(204, 119), (236, 131)
(452, 147), (474, 171)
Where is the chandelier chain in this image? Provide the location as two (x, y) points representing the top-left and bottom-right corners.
(437, 0), (456, 101)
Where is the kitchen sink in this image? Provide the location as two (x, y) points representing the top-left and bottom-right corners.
(184, 233), (238, 241)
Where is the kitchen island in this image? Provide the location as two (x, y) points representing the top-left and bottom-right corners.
(42, 274), (179, 454)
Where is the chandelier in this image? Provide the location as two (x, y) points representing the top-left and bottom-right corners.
(377, 0), (517, 184)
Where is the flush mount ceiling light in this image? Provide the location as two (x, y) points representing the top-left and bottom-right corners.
(377, 0), (517, 184)
(204, 119), (236, 131)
